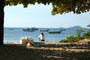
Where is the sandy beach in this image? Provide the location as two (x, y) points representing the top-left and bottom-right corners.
(1, 41), (90, 60)
(0, 44), (90, 60)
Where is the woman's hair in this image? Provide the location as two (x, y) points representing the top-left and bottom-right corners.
(41, 32), (44, 36)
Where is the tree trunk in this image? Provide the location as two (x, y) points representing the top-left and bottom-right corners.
(0, 0), (4, 45)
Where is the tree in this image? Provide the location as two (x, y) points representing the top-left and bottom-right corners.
(52, 0), (90, 15)
(83, 31), (90, 39)
(0, 0), (90, 45)
(5, 0), (90, 15)
(76, 29), (83, 39)
(87, 24), (90, 27)
(0, 0), (5, 45)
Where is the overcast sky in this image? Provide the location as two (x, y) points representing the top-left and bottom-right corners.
(4, 4), (90, 28)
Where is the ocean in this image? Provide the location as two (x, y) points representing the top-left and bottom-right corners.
(4, 27), (88, 42)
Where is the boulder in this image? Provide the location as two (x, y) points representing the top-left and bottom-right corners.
(19, 36), (34, 45)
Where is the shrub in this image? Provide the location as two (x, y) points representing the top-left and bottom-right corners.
(82, 30), (90, 39)
(60, 29), (90, 43)
(60, 36), (79, 43)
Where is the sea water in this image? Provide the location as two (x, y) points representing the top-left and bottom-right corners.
(4, 27), (87, 42)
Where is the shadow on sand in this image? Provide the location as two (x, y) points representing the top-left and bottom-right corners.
(0, 44), (90, 60)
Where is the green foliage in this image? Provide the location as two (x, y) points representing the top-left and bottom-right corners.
(60, 36), (80, 43)
(82, 30), (90, 39)
(76, 29), (82, 39)
(60, 29), (90, 43)
(60, 39), (68, 43)
(4, 0), (90, 15)
(60, 29), (84, 43)
(52, 0), (90, 15)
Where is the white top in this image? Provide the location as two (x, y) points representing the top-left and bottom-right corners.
(39, 34), (45, 40)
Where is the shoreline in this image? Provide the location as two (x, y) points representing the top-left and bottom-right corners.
(4, 41), (90, 50)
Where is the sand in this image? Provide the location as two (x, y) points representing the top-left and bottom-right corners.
(0, 43), (90, 60)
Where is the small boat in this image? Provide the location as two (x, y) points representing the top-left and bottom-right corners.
(40, 29), (49, 32)
(31, 27), (38, 31)
(22, 28), (35, 32)
(22, 27), (38, 32)
(48, 29), (61, 34)
(48, 32), (61, 34)
(8, 28), (14, 30)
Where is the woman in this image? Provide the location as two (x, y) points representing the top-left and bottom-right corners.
(39, 32), (45, 43)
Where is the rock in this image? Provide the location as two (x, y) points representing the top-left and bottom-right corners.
(19, 36), (34, 45)
(27, 43), (32, 47)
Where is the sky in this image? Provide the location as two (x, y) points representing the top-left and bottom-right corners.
(4, 4), (90, 28)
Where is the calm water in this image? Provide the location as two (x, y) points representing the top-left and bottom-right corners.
(4, 27), (88, 42)
(4, 28), (66, 42)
